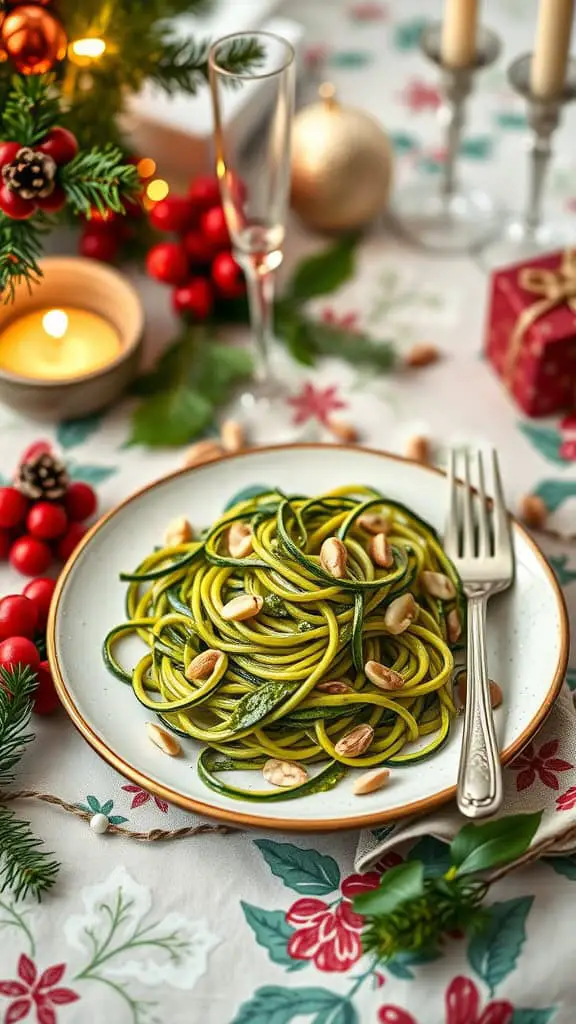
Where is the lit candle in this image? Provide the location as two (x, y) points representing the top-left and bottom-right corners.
(0, 307), (121, 380)
(441, 0), (479, 68)
(531, 0), (575, 100)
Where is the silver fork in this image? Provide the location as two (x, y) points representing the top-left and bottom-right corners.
(444, 449), (514, 818)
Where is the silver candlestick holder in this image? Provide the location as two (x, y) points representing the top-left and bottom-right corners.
(480, 54), (576, 270)
(393, 22), (501, 253)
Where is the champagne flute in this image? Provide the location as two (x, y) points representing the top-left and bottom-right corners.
(209, 31), (296, 420)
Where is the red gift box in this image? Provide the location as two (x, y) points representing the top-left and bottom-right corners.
(485, 249), (576, 417)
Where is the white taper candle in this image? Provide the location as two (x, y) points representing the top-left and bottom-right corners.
(441, 0), (479, 69)
(531, 0), (575, 100)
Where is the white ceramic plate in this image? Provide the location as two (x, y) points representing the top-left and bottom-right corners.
(49, 445), (568, 831)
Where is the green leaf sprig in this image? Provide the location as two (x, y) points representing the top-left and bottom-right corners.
(355, 811), (542, 964)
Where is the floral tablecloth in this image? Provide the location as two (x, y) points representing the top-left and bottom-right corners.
(1, 1), (576, 1022)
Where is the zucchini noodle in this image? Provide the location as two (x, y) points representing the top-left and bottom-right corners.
(103, 485), (463, 802)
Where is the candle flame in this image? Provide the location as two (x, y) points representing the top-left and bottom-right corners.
(42, 309), (69, 340)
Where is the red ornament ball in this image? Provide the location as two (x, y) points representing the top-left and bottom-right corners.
(64, 481), (97, 522)
(0, 141), (22, 167)
(56, 522), (87, 562)
(1, 6), (67, 75)
(172, 277), (213, 320)
(10, 535), (52, 576)
(211, 250), (245, 299)
(36, 184), (66, 213)
(27, 501), (68, 540)
(0, 594), (38, 641)
(200, 206), (230, 251)
(0, 635), (40, 671)
(23, 577), (56, 629)
(149, 195), (196, 234)
(188, 175), (221, 213)
(79, 229), (119, 263)
(0, 182), (35, 219)
(146, 242), (189, 285)
(0, 487), (28, 529)
(33, 660), (59, 715)
(0, 529), (10, 559)
(182, 229), (214, 266)
(37, 126), (78, 165)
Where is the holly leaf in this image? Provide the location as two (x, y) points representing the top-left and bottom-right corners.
(386, 950), (440, 979)
(195, 342), (253, 402)
(302, 320), (397, 370)
(467, 896), (534, 995)
(353, 861), (425, 916)
(129, 387), (213, 447)
(240, 903), (306, 971)
(231, 987), (356, 1024)
(286, 236), (358, 303)
(254, 840), (341, 895)
(451, 812), (542, 876)
(546, 856), (576, 880)
(408, 836), (452, 878)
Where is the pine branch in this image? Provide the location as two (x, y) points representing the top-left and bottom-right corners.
(0, 665), (60, 901)
(0, 75), (61, 146)
(0, 214), (53, 304)
(149, 30), (265, 93)
(60, 145), (140, 216)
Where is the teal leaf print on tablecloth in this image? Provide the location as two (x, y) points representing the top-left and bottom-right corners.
(68, 462), (117, 485)
(467, 896), (534, 996)
(409, 835), (452, 878)
(57, 413), (103, 449)
(328, 50), (372, 69)
(519, 424), (564, 464)
(566, 667), (576, 691)
(393, 17), (427, 50)
(511, 1011), (557, 1023)
(240, 902), (306, 972)
(533, 479), (576, 512)
(386, 950), (440, 979)
(494, 111), (528, 130)
(77, 794), (128, 825)
(548, 555), (576, 587)
(460, 135), (493, 159)
(546, 855), (576, 879)
(232, 986), (357, 1024)
(389, 131), (418, 154)
(254, 840), (341, 895)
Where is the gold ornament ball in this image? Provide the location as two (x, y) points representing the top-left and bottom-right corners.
(290, 84), (393, 233)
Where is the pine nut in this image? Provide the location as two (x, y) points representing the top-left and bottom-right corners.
(405, 343), (440, 368)
(316, 680), (354, 694)
(221, 594), (263, 621)
(182, 439), (225, 468)
(368, 533), (393, 568)
(456, 671), (502, 710)
(519, 493), (548, 530)
(164, 516), (193, 547)
(263, 759), (308, 787)
(384, 593), (417, 635)
(422, 570), (456, 600)
(221, 419), (245, 453)
(185, 649), (222, 681)
(353, 767), (390, 795)
(335, 724), (374, 757)
(145, 722), (182, 756)
(405, 435), (430, 464)
(228, 521), (253, 558)
(364, 660), (404, 690)
(358, 513), (391, 535)
(447, 608), (462, 644)
(327, 417), (359, 443)
(320, 536), (348, 578)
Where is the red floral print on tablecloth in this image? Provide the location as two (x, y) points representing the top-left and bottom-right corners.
(286, 870), (381, 973)
(348, 2), (388, 21)
(321, 307), (359, 331)
(0, 955), (79, 1024)
(510, 738), (572, 792)
(122, 784), (169, 813)
(287, 382), (347, 426)
(556, 785), (576, 811)
(379, 975), (514, 1024)
(401, 78), (441, 112)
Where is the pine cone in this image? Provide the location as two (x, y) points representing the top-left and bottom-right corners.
(2, 147), (57, 200)
(15, 451), (69, 500)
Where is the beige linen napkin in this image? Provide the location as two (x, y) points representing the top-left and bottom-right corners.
(354, 685), (576, 872)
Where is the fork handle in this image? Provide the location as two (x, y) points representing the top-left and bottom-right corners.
(457, 593), (503, 818)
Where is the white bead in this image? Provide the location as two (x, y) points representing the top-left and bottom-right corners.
(89, 812), (109, 834)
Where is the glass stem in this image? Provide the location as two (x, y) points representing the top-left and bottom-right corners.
(243, 264), (275, 385)
(440, 69), (471, 201)
(524, 102), (559, 234)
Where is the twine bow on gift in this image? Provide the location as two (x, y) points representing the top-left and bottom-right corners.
(504, 248), (576, 382)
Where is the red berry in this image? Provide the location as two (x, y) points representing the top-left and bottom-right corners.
(85, 206), (117, 225)
(23, 577), (56, 629)
(0, 529), (10, 559)
(79, 229), (119, 262)
(20, 440), (52, 463)
(182, 229), (214, 265)
(172, 277), (213, 320)
(0, 183), (35, 219)
(149, 195), (196, 234)
(187, 175), (221, 213)
(57, 522), (87, 562)
(38, 127), (79, 166)
(36, 185), (66, 213)
(0, 487), (28, 529)
(0, 595), (38, 641)
(0, 636), (40, 672)
(0, 141), (22, 168)
(10, 536), (52, 576)
(200, 206), (230, 250)
(211, 250), (245, 299)
(64, 481), (97, 522)
(146, 241), (189, 285)
(27, 502), (68, 541)
(33, 660), (60, 715)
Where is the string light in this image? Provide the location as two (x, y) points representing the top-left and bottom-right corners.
(70, 38), (107, 59)
(146, 179), (170, 202)
(137, 157), (156, 179)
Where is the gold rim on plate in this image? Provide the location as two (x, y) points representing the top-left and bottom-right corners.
(47, 444), (569, 832)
